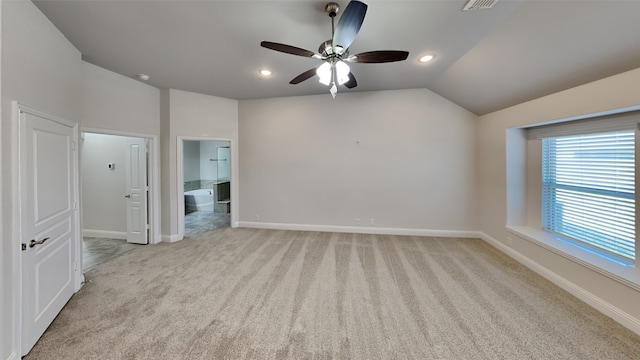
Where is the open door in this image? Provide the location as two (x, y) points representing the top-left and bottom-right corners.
(124, 138), (148, 244)
(20, 109), (78, 355)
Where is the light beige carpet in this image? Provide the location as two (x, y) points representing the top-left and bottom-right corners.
(26, 228), (640, 359)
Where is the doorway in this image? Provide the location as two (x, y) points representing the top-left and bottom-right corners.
(181, 139), (232, 237)
(79, 131), (160, 269)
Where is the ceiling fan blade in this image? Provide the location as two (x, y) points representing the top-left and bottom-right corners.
(344, 72), (357, 89)
(261, 41), (317, 58)
(289, 68), (318, 84)
(348, 50), (409, 63)
(332, 1), (368, 53)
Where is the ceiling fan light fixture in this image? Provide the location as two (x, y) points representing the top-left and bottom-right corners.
(261, 1), (409, 98)
(317, 62), (332, 85)
(335, 60), (350, 85)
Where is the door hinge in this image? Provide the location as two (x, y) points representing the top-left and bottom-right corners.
(71, 141), (76, 150)
(73, 201), (78, 209)
(22, 243), (27, 251)
(74, 262), (78, 271)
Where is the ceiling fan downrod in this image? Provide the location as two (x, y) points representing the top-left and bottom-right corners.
(325, 2), (339, 38)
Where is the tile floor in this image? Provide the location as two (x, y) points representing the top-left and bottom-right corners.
(82, 237), (142, 271)
(184, 210), (231, 237)
(82, 211), (230, 271)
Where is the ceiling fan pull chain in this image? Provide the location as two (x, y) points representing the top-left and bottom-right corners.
(330, 82), (338, 98)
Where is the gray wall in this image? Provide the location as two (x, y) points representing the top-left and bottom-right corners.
(81, 62), (160, 135)
(1, 1), (82, 358)
(183, 140), (201, 182)
(81, 133), (145, 237)
(3, 1), (640, 355)
(477, 67), (640, 330)
(238, 89), (478, 232)
(160, 89), (239, 240)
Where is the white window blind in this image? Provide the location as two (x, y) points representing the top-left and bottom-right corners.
(542, 130), (636, 260)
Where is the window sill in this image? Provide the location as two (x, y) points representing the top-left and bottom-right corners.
(506, 225), (640, 291)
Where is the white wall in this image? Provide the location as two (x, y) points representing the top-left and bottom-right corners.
(1, 1), (82, 358)
(238, 89), (478, 234)
(477, 67), (640, 329)
(81, 133), (144, 237)
(81, 62), (160, 135)
(160, 89), (238, 240)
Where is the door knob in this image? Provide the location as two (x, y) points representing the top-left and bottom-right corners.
(28, 237), (49, 248)
(124, 194), (131, 198)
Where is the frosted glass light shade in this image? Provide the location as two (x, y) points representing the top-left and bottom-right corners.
(335, 61), (350, 85)
(316, 62), (332, 85)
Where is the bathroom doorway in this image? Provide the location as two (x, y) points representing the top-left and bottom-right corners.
(182, 139), (231, 236)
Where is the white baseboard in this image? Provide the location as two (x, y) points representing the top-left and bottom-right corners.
(237, 221), (481, 238)
(82, 229), (126, 239)
(161, 234), (181, 243)
(480, 232), (640, 337)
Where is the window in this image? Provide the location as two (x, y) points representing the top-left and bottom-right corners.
(541, 130), (635, 261)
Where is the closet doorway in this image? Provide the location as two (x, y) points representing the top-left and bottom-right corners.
(80, 130), (160, 270)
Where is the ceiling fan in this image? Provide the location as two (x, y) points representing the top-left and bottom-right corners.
(261, 1), (409, 98)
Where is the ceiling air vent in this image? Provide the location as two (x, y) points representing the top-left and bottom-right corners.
(462, 0), (500, 11)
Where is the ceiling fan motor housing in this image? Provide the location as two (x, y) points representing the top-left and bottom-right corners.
(320, 40), (335, 56)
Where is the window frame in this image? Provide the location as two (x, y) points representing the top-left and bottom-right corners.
(505, 110), (640, 290)
(540, 130), (636, 262)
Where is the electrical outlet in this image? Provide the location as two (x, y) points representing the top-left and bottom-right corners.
(355, 218), (360, 225)
(370, 218), (375, 225)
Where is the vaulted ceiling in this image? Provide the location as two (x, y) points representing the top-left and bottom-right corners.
(34, 0), (640, 115)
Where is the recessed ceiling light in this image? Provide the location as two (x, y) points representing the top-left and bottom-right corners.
(137, 73), (150, 81)
(259, 69), (272, 77)
(419, 54), (434, 63)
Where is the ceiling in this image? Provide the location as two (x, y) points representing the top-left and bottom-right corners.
(33, 0), (640, 115)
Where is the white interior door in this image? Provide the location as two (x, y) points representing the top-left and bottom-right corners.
(125, 138), (148, 244)
(20, 110), (78, 355)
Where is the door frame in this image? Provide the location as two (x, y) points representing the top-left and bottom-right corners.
(11, 102), (83, 355)
(81, 127), (161, 245)
(177, 136), (238, 240)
